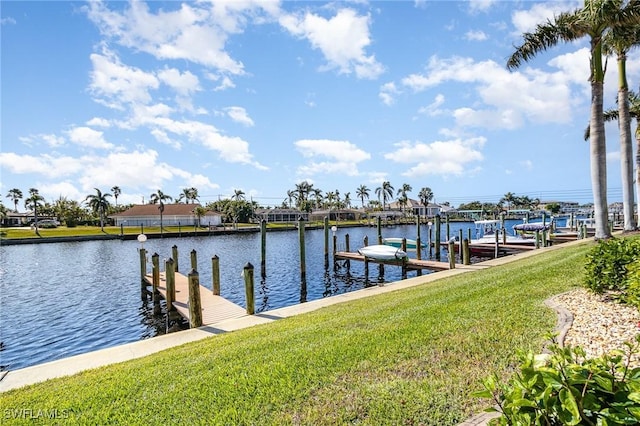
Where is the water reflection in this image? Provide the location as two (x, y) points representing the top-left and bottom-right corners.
(1, 220), (539, 370)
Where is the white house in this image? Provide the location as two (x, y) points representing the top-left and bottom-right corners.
(109, 204), (222, 227)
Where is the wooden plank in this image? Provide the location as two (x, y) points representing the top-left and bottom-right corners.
(145, 272), (246, 325)
(335, 251), (454, 271)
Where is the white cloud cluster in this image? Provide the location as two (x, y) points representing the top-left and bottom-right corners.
(294, 139), (371, 177)
(280, 8), (384, 79)
(384, 137), (485, 177)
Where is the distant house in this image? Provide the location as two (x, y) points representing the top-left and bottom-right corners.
(254, 208), (309, 223)
(387, 199), (442, 217)
(109, 204), (222, 227)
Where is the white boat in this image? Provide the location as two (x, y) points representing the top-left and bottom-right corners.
(472, 220), (534, 245)
(358, 244), (408, 260)
(382, 237), (426, 251)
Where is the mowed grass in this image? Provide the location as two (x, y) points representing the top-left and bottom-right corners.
(0, 241), (594, 425)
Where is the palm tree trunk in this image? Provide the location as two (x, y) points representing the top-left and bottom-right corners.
(618, 71), (635, 230)
(590, 79), (611, 239)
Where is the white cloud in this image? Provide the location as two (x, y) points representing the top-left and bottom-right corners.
(225, 106), (255, 127)
(511, 2), (581, 35)
(280, 8), (384, 79)
(66, 127), (115, 150)
(41, 134), (66, 148)
(401, 55), (583, 128)
(294, 139), (371, 177)
(0, 152), (83, 178)
(86, 117), (111, 128)
(520, 160), (533, 171)
(465, 30), (487, 41)
(84, 1), (273, 75)
(89, 50), (159, 109)
(418, 94), (445, 117)
(379, 82), (400, 106)
(469, 0), (497, 13)
(383, 137), (485, 177)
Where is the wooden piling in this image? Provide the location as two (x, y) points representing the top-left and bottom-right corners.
(165, 258), (176, 312)
(435, 215), (441, 261)
(448, 241), (455, 269)
(171, 245), (179, 273)
(190, 249), (197, 270)
(462, 238), (470, 265)
(535, 230), (540, 248)
(445, 215), (450, 241)
(139, 248), (147, 300)
(324, 216), (329, 269)
(298, 217), (306, 282)
(344, 234), (350, 269)
(212, 255), (220, 295)
(377, 216), (382, 245)
(458, 229), (463, 263)
(416, 216), (422, 262)
(502, 228), (507, 245)
(243, 262), (255, 315)
(187, 269), (203, 328)
(152, 253), (161, 314)
(261, 219), (267, 278)
(494, 232), (499, 259)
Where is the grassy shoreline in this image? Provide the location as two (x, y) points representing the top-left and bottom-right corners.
(0, 239), (596, 424)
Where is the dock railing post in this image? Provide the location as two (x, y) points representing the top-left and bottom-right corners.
(165, 258), (176, 312)
(172, 245), (179, 273)
(243, 262), (255, 315)
(458, 229), (463, 263)
(212, 255), (220, 295)
(323, 216), (329, 269)
(187, 269), (203, 328)
(535, 230), (540, 248)
(435, 215), (441, 261)
(494, 232), (499, 259)
(377, 216), (382, 245)
(462, 238), (470, 265)
(190, 249), (197, 271)
(448, 240), (455, 269)
(363, 236), (369, 284)
(261, 219), (267, 278)
(445, 215), (450, 241)
(344, 233), (350, 269)
(139, 248), (147, 300)
(298, 217), (306, 283)
(152, 253), (161, 314)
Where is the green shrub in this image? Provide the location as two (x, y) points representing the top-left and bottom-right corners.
(584, 238), (640, 294)
(474, 338), (640, 425)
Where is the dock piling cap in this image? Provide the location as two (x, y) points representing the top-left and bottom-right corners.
(137, 234), (147, 243)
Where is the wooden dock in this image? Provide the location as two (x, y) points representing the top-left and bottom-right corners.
(335, 251), (458, 271)
(144, 272), (246, 325)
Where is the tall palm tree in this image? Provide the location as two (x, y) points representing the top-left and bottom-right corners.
(500, 192), (516, 212)
(604, 23), (640, 230)
(193, 206), (207, 227)
(310, 188), (323, 210)
(397, 183), (412, 214)
(343, 192), (351, 209)
(507, 0), (640, 239)
(150, 189), (173, 233)
(418, 187), (434, 218)
(85, 188), (112, 232)
(24, 188), (45, 233)
(286, 190), (296, 209)
(375, 181), (394, 211)
(356, 184), (370, 209)
(232, 189), (245, 201)
(111, 186), (121, 206)
(6, 188), (23, 212)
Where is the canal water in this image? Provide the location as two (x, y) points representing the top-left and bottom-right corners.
(0, 219), (551, 370)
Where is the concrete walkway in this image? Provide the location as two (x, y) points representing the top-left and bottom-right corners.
(0, 236), (590, 423)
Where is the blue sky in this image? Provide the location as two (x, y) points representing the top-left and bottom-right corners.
(2, 0), (638, 208)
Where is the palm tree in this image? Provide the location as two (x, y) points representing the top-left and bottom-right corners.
(356, 184), (370, 209)
(193, 206), (207, 227)
(85, 188), (112, 232)
(375, 181), (394, 211)
(310, 188), (323, 210)
(507, 0), (640, 239)
(24, 188), (45, 234)
(178, 187), (199, 204)
(6, 188), (23, 212)
(231, 189), (245, 201)
(111, 186), (121, 206)
(587, 90), (640, 226)
(500, 192), (516, 212)
(343, 192), (351, 209)
(604, 24), (639, 230)
(150, 189), (173, 233)
(397, 183), (412, 214)
(418, 187), (434, 218)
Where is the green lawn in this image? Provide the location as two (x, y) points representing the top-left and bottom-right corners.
(0, 240), (597, 425)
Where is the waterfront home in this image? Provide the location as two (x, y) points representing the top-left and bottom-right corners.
(387, 199), (443, 218)
(109, 204), (222, 227)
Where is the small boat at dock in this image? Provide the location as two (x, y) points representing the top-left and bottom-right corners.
(358, 245), (408, 260)
(382, 237), (426, 251)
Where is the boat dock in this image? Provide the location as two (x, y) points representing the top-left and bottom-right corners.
(143, 272), (246, 326)
(334, 251), (486, 271)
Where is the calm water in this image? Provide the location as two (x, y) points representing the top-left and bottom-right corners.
(0, 219), (548, 370)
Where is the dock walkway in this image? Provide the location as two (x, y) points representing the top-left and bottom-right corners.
(334, 251), (487, 271)
(144, 272), (246, 325)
